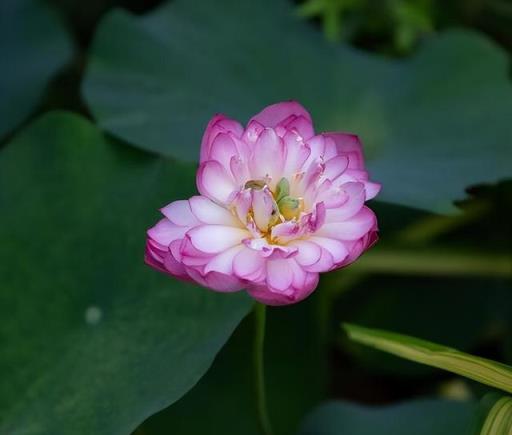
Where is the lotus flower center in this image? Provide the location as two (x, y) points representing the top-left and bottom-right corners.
(244, 177), (305, 225)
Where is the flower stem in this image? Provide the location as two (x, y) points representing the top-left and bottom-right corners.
(253, 303), (273, 435)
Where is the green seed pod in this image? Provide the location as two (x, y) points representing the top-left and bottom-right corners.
(275, 177), (290, 202)
(278, 196), (301, 220)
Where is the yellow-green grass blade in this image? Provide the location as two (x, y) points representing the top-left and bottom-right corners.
(479, 396), (512, 435)
(344, 324), (512, 394)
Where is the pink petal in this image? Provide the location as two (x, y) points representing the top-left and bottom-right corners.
(315, 206), (377, 240)
(293, 271), (320, 301)
(232, 189), (252, 224)
(302, 201), (326, 233)
(323, 155), (349, 181)
(179, 237), (212, 266)
(204, 244), (244, 275)
(200, 114), (243, 163)
(303, 135), (326, 167)
(288, 240), (322, 266)
(271, 221), (300, 243)
(288, 260), (318, 298)
(250, 101), (312, 129)
(322, 136), (340, 161)
(189, 195), (241, 226)
(325, 182), (366, 222)
(147, 238), (167, 258)
(301, 244), (334, 272)
(249, 128), (285, 181)
(186, 225), (248, 254)
(365, 181), (381, 200)
(313, 180), (348, 208)
(147, 218), (187, 246)
(233, 247), (266, 280)
(197, 160), (238, 204)
(322, 133), (365, 169)
(301, 159), (324, 192)
(246, 265), (319, 306)
(246, 285), (291, 305)
(144, 244), (167, 274)
(335, 233), (374, 270)
(242, 120), (265, 144)
(282, 131), (311, 177)
(309, 236), (349, 267)
(265, 245), (298, 260)
(232, 135), (251, 158)
(344, 230), (379, 265)
(160, 200), (199, 226)
(185, 267), (210, 288)
(251, 187), (275, 232)
(243, 238), (298, 259)
(169, 238), (184, 262)
(208, 133), (239, 171)
(330, 169), (367, 188)
(203, 271), (244, 292)
(163, 250), (190, 278)
(230, 155), (250, 184)
(282, 115), (315, 140)
(266, 258), (294, 293)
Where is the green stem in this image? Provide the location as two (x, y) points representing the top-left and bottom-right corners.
(253, 303), (273, 435)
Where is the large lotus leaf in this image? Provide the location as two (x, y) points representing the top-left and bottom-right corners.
(82, 0), (512, 213)
(137, 294), (325, 435)
(0, 112), (252, 435)
(0, 0), (72, 139)
(298, 399), (477, 435)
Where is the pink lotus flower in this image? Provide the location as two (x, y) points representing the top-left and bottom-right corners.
(146, 102), (380, 305)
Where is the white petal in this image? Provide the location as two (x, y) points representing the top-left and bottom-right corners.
(315, 207), (376, 240)
(289, 240), (322, 266)
(233, 247), (265, 279)
(208, 133), (239, 171)
(251, 188), (275, 232)
(249, 128), (285, 181)
(266, 258), (294, 292)
(309, 236), (349, 265)
(204, 244), (244, 274)
(325, 182), (366, 222)
(282, 131), (311, 177)
(187, 225), (248, 254)
(323, 155), (349, 181)
(365, 181), (381, 200)
(189, 195), (241, 226)
(197, 160), (238, 204)
(160, 200), (199, 226)
(249, 101), (312, 128)
(147, 218), (187, 246)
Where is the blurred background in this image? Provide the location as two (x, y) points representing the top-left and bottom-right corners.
(1, 1), (511, 434)
(4, 0), (512, 135)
